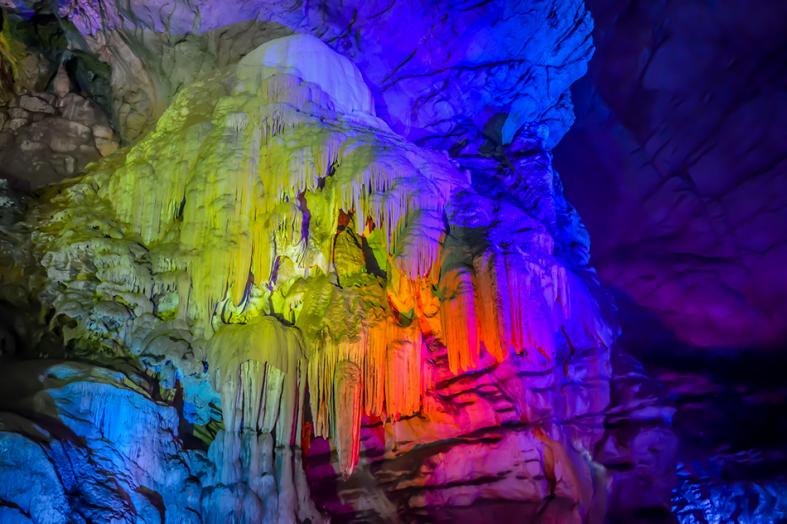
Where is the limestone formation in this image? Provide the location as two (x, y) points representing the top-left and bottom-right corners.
(0, 29), (630, 521)
(0, 0), (780, 522)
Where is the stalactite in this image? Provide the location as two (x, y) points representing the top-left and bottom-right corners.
(472, 253), (506, 362)
(384, 320), (424, 418)
(96, 50), (462, 335)
(363, 320), (388, 415)
(435, 249), (581, 372)
(207, 316), (306, 445)
(34, 34), (612, 481)
(439, 269), (481, 373)
(481, 252), (558, 361)
(333, 360), (362, 477)
(301, 310), (428, 465)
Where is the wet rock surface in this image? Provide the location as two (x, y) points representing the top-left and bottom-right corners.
(653, 352), (787, 523)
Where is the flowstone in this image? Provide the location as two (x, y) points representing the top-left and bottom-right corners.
(6, 32), (632, 522)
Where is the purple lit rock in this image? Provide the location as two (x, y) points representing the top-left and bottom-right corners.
(555, 0), (787, 350)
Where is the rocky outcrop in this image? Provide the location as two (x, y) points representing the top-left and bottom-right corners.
(302, 343), (680, 523)
(0, 90), (118, 188)
(0, 360), (205, 523)
(307, 340), (613, 522)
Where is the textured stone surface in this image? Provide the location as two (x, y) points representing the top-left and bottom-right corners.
(0, 360), (205, 523)
(659, 353), (787, 523)
(24, 26), (608, 471)
(0, 91), (117, 188)
(301, 343), (682, 522)
(3, 0), (592, 153)
(554, 0), (787, 351)
(0, 426), (69, 523)
(307, 347), (610, 521)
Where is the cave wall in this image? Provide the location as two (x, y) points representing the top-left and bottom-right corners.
(551, 4), (787, 520)
(554, 0), (787, 352)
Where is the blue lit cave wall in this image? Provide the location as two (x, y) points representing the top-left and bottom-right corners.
(0, 1), (785, 523)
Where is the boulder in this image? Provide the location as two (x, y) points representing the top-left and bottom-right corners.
(19, 95), (55, 114)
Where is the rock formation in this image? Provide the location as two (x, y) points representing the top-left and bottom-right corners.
(0, 0), (782, 523)
(5, 30), (621, 519)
